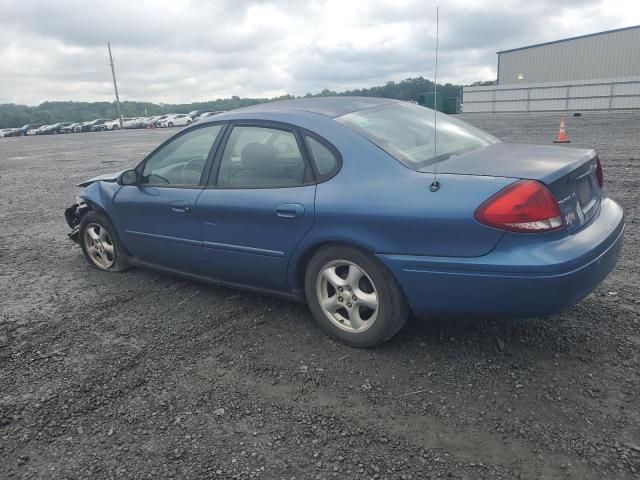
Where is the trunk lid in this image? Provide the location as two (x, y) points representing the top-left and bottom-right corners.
(431, 143), (603, 233)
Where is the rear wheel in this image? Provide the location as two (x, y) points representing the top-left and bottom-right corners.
(79, 211), (130, 272)
(305, 246), (409, 347)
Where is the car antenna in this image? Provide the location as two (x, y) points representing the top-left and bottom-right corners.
(430, 6), (441, 193)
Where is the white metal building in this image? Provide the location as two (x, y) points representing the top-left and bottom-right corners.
(463, 25), (640, 113)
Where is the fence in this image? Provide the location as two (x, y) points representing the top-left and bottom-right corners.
(462, 76), (640, 113)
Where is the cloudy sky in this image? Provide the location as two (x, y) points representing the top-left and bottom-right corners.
(1, 0), (639, 105)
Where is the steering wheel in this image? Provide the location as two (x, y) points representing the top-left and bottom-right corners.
(180, 157), (206, 184)
(146, 173), (170, 184)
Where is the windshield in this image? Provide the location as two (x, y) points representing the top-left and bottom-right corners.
(336, 102), (499, 170)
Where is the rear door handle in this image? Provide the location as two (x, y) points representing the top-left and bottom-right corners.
(275, 203), (305, 218)
(170, 200), (191, 213)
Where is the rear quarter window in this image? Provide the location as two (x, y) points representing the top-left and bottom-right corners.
(305, 136), (339, 177)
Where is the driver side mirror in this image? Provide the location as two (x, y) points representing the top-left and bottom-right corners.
(119, 169), (139, 186)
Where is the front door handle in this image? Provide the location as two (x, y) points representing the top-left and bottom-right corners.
(275, 203), (305, 218)
(170, 200), (191, 214)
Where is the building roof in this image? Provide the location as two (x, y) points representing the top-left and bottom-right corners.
(497, 24), (640, 55)
(237, 96), (400, 118)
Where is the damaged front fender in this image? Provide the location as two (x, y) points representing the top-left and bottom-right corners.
(76, 170), (124, 188)
(64, 179), (123, 243)
(64, 202), (90, 243)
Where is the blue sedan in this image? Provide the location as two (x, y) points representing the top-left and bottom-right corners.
(65, 97), (624, 347)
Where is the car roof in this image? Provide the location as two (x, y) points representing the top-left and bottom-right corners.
(234, 96), (401, 118)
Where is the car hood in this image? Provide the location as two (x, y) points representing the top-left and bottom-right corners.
(77, 170), (124, 187)
(421, 142), (596, 184)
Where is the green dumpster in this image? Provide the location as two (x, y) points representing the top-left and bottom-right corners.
(417, 93), (460, 114)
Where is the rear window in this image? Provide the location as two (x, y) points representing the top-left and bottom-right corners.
(336, 102), (498, 170)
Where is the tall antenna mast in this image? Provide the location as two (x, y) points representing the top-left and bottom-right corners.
(108, 42), (123, 129)
(430, 6), (440, 192)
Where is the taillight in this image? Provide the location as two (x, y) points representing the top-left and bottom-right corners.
(595, 157), (604, 188)
(475, 180), (563, 233)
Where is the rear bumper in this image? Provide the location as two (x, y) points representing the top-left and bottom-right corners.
(378, 198), (624, 317)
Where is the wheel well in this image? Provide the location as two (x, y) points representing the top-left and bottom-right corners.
(294, 241), (373, 291)
(68, 198), (109, 227)
(82, 200), (108, 219)
(79, 201), (131, 256)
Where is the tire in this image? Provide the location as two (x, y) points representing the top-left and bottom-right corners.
(186, 120), (192, 125)
(168, 122), (174, 128)
(113, 125), (119, 130)
(304, 245), (409, 347)
(79, 210), (130, 272)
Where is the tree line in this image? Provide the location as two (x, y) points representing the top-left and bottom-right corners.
(0, 77), (466, 128)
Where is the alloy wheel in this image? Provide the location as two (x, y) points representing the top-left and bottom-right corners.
(83, 223), (115, 269)
(316, 260), (379, 333)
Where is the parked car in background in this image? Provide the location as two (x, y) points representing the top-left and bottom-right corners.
(63, 97), (624, 347)
(60, 123), (79, 134)
(40, 122), (73, 135)
(79, 119), (110, 133)
(103, 119), (124, 131)
(148, 115), (170, 128)
(141, 116), (162, 128)
(120, 118), (142, 129)
(0, 128), (19, 137)
(138, 117), (156, 128)
(194, 111), (224, 122)
(121, 117), (143, 129)
(188, 109), (218, 119)
(43, 123), (61, 134)
(26, 126), (43, 135)
(158, 114), (192, 128)
(92, 119), (121, 132)
(18, 124), (43, 136)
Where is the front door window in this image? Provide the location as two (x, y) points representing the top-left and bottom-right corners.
(141, 125), (222, 186)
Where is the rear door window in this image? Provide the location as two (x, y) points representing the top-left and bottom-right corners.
(215, 126), (309, 188)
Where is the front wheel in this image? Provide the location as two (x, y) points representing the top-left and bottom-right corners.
(168, 122), (174, 128)
(79, 211), (130, 272)
(305, 246), (409, 347)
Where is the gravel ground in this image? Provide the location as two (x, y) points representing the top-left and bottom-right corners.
(1, 112), (639, 480)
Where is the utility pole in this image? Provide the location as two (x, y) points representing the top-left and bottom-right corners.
(107, 42), (123, 128)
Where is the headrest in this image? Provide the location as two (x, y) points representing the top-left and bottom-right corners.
(240, 142), (276, 169)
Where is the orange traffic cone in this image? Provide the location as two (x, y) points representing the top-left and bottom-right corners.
(554, 117), (570, 143)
